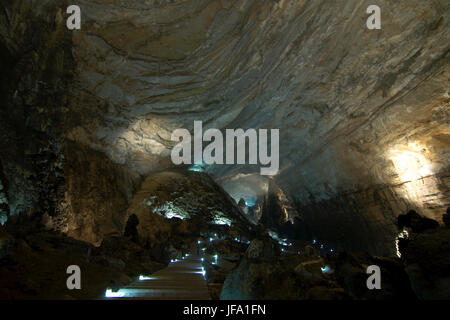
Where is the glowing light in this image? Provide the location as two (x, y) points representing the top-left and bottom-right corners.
(153, 201), (190, 220)
(321, 266), (331, 274)
(330, 249), (334, 253)
(213, 254), (218, 265)
(139, 275), (155, 281)
(320, 244), (324, 249)
(387, 141), (443, 209)
(212, 215), (232, 226)
(189, 164), (205, 172)
(396, 228), (409, 258)
(195, 266), (206, 277)
(105, 289), (125, 298)
(312, 239), (317, 244)
(197, 240), (201, 244)
(269, 230), (288, 246)
(196, 270), (206, 277)
(389, 143), (432, 182)
(201, 258), (204, 262)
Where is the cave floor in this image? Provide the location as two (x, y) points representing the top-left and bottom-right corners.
(104, 255), (211, 300)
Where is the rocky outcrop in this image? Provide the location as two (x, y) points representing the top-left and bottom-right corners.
(293, 173), (450, 256)
(53, 141), (141, 245)
(220, 238), (349, 300)
(123, 169), (255, 251)
(0, 0), (448, 269)
(220, 238), (281, 300)
(399, 226), (450, 299)
(69, 0), (448, 256)
(0, 0), (75, 223)
(397, 210), (439, 233)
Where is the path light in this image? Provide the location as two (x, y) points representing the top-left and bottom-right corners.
(195, 267), (206, 277)
(330, 249), (334, 253)
(320, 244), (324, 249)
(213, 254), (218, 265)
(321, 266), (331, 274)
(313, 239), (317, 244)
(139, 275), (155, 281)
(396, 228), (409, 258)
(105, 289), (125, 298)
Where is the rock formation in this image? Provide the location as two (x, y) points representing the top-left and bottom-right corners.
(0, 0), (448, 300)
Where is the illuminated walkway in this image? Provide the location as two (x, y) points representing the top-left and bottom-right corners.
(104, 255), (211, 300)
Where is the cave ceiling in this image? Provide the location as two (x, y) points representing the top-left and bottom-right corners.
(8, 0), (449, 204)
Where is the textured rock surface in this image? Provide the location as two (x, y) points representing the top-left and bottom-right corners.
(0, 0), (449, 256)
(54, 141), (140, 245)
(123, 169), (255, 249)
(72, 0), (449, 255)
(220, 237), (349, 300)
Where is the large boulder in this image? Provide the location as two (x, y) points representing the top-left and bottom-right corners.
(220, 238), (281, 299)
